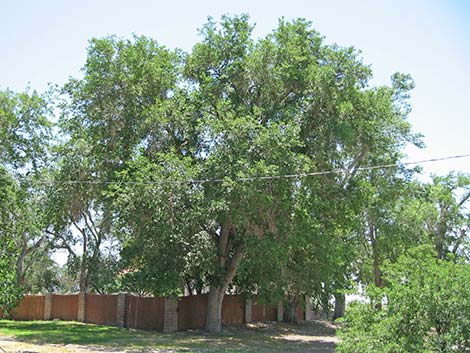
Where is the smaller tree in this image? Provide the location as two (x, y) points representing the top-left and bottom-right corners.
(424, 173), (470, 260)
(338, 246), (470, 353)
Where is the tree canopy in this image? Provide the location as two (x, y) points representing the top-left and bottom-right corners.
(63, 15), (421, 332)
(0, 14), (468, 341)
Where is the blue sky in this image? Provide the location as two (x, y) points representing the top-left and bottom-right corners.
(2, 0), (469, 176)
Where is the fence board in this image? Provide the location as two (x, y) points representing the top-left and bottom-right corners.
(11, 295), (44, 321)
(126, 296), (164, 331)
(86, 294), (118, 326)
(265, 304), (277, 321)
(9, 293), (288, 331)
(295, 306), (305, 322)
(51, 294), (78, 321)
(252, 301), (265, 321)
(252, 302), (278, 322)
(222, 295), (245, 325)
(177, 294), (207, 330)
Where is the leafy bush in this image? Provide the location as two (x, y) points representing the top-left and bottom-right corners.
(338, 246), (470, 353)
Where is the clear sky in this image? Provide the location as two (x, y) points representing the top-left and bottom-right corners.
(2, 0), (469, 176)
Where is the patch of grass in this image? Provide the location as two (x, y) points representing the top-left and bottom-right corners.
(0, 320), (154, 345)
(0, 320), (337, 353)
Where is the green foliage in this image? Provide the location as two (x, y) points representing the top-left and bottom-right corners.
(0, 234), (21, 315)
(110, 154), (210, 296)
(62, 15), (421, 312)
(0, 88), (51, 170)
(338, 246), (470, 353)
(424, 173), (470, 260)
(1, 16), (444, 335)
(0, 87), (53, 300)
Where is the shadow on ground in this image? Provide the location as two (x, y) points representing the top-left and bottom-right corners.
(0, 319), (337, 353)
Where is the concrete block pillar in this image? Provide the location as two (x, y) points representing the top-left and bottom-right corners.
(245, 298), (252, 323)
(305, 296), (313, 321)
(44, 293), (53, 320)
(163, 297), (178, 333)
(116, 293), (127, 327)
(277, 301), (283, 322)
(77, 292), (87, 322)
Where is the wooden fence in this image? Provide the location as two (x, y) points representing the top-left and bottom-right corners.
(9, 293), (306, 332)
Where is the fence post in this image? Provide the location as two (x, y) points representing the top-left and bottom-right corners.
(163, 297), (178, 333)
(305, 295), (313, 321)
(277, 301), (283, 322)
(44, 294), (53, 320)
(116, 293), (127, 327)
(77, 292), (87, 322)
(244, 298), (252, 323)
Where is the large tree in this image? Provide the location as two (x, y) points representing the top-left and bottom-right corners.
(63, 15), (420, 332)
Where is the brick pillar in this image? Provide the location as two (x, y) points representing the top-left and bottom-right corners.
(77, 292), (87, 322)
(244, 298), (252, 323)
(163, 297), (178, 333)
(305, 296), (313, 321)
(277, 301), (283, 322)
(44, 293), (53, 320)
(116, 293), (127, 327)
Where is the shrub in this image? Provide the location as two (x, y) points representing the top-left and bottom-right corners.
(338, 246), (470, 353)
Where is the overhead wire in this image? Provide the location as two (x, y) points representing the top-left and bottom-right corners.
(34, 154), (470, 186)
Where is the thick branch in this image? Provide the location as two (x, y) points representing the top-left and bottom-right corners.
(458, 190), (470, 208)
(46, 229), (77, 257)
(218, 223), (231, 267)
(221, 242), (245, 290)
(452, 229), (467, 254)
(342, 148), (367, 190)
(24, 235), (44, 257)
(84, 210), (100, 242)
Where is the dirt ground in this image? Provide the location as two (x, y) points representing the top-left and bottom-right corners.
(0, 320), (338, 353)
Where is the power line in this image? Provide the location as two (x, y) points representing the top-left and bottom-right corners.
(35, 154), (470, 186)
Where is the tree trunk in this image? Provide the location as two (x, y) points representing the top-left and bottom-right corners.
(15, 234), (44, 287)
(283, 296), (298, 324)
(373, 249), (383, 288)
(205, 286), (225, 333)
(333, 293), (345, 320)
(204, 224), (245, 333)
(16, 247), (26, 287)
(435, 223), (447, 260)
(370, 224), (384, 288)
(79, 232), (88, 293)
(369, 222), (384, 309)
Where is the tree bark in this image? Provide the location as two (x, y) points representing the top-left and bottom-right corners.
(15, 234), (44, 287)
(79, 229), (88, 293)
(333, 293), (345, 320)
(205, 227), (244, 333)
(15, 244), (27, 287)
(205, 286), (225, 333)
(283, 295), (299, 324)
(370, 224), (384, 288)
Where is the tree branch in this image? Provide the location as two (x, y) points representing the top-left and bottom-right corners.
(46, 229), (76, 257)
(458, 190), (470, 208)
(222, 242), (245, 289)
